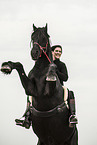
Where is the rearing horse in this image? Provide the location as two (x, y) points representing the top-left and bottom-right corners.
(1, 24), (78, 145)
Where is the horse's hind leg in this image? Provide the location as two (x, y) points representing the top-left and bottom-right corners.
(46, 63), (57, 81)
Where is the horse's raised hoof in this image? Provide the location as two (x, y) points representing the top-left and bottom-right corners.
(46, 63), (57, 81)
(1, 63), (12, 74)
(46, 75), (57, 81)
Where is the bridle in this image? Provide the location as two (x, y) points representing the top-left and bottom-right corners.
(34, 41), (51, 63)
(31, 29), (52, 63)
(34, 41), (48, 51)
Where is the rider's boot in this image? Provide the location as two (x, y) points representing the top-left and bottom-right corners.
(68, 91), (78, 127)
(69, 98), (78, 127)
(15, 107), (31, 129)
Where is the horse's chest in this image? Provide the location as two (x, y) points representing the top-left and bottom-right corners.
(32, 110), (73, 144)
(34, 76), (46, 94)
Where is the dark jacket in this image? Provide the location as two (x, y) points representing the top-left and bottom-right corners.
(54, 59), (68, 85)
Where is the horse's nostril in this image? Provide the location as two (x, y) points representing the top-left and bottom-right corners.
(36, 51), (38, 54)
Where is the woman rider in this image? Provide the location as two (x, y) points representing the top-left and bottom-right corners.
(51, 45), (78, 127)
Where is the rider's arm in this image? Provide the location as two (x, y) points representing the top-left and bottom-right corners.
(56, 62), (68, 82)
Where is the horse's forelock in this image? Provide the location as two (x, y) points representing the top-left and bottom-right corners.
(31, 27), (49, 42)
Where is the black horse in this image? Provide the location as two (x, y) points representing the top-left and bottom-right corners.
(1, 24), (78, 145)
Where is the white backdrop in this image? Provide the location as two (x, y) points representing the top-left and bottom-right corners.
(0, 0), (97, 145)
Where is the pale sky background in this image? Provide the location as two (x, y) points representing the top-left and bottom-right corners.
(0, 0), (97, 145)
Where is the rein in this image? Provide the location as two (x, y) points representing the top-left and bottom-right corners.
(34, 41), (51, 63)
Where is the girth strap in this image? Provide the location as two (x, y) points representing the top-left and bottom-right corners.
(31, 102), (66, 117)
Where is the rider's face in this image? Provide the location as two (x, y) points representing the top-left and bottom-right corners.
(52, 47), (62, 60)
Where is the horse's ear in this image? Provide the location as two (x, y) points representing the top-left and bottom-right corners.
(33, 24), (37, 31)
(44, 23), (47, 33)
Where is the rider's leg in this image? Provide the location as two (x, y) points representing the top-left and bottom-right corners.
(68, 91), (78, 126)
(15, 106), (31, 129)
(15, 96), (32, 129)
(22, 108), (31, 129)
(62, 86), (69, 108)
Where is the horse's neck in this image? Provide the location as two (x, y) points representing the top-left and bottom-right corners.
(35, 53), (50, 70)
(32, 52), (64, 110)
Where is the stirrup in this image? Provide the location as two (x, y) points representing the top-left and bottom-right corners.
(69, 115), (78, 124)
(15, 118), (31, 129)
(23, 121), (31, 129)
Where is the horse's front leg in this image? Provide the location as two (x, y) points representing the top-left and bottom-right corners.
(44, 63), (58, 96)
(46, 63), (57, 81)
(1, 61), (35, 96)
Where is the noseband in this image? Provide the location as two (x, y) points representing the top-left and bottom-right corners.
(34, 41), (51, 63)
(34, 41), (48, 51)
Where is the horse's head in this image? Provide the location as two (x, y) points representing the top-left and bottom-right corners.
(30, 24), (50, 61)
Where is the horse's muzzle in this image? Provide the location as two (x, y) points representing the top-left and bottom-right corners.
(31, 49), (40, 60)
